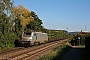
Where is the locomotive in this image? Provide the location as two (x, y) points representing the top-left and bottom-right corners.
(19, 31), (48, 46)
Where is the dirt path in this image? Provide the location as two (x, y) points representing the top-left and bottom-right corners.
(62, 46), (85, 60)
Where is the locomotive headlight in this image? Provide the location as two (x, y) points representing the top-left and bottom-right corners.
(28, 39), (32, 41)
(28, 37), (32, 41)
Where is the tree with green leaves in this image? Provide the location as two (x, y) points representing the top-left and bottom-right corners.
(0, 0), (17, 48)
(26, 11), (43, 32)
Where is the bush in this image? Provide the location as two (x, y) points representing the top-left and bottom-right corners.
(0, 32), (6, 48)
(80, 35), (86, 45)
(7, 32), (17, 48)
(0, 32), (17, 49)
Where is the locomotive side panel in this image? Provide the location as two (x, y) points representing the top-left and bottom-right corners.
(31, 32), (48, 44)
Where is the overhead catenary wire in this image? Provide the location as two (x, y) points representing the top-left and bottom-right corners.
(20, 0), (58, 30)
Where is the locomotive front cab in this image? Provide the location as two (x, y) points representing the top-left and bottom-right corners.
(22, 32), (32, 41)
(20, 32), (33, 46)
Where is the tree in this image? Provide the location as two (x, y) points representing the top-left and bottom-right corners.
(0, 0), (14, 32)
(12, 5), (34, 33)
(26, 11), (43, 32)
(0, 0), (17, 48)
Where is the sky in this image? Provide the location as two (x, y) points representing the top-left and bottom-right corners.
(14, 0), (90, 32)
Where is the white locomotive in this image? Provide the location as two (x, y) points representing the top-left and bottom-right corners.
(19, 31), (48, 46)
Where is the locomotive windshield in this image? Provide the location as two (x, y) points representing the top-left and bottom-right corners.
(23, 32), (31, 37)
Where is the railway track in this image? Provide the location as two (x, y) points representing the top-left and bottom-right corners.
(0, 47), (24, 55)
(0, 39), (68, 60)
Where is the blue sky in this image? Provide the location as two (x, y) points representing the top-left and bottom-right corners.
(14, 0), (90, 32)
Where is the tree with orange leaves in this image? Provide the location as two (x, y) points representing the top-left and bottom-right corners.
(12, 5), (34, 33)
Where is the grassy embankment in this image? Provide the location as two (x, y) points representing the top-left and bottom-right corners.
(38, 41), (72, 60)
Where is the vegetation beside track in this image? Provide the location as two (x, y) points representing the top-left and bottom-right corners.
(38, 42), (72, 60)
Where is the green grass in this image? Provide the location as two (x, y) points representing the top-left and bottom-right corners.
(38, 43), (72, 60)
